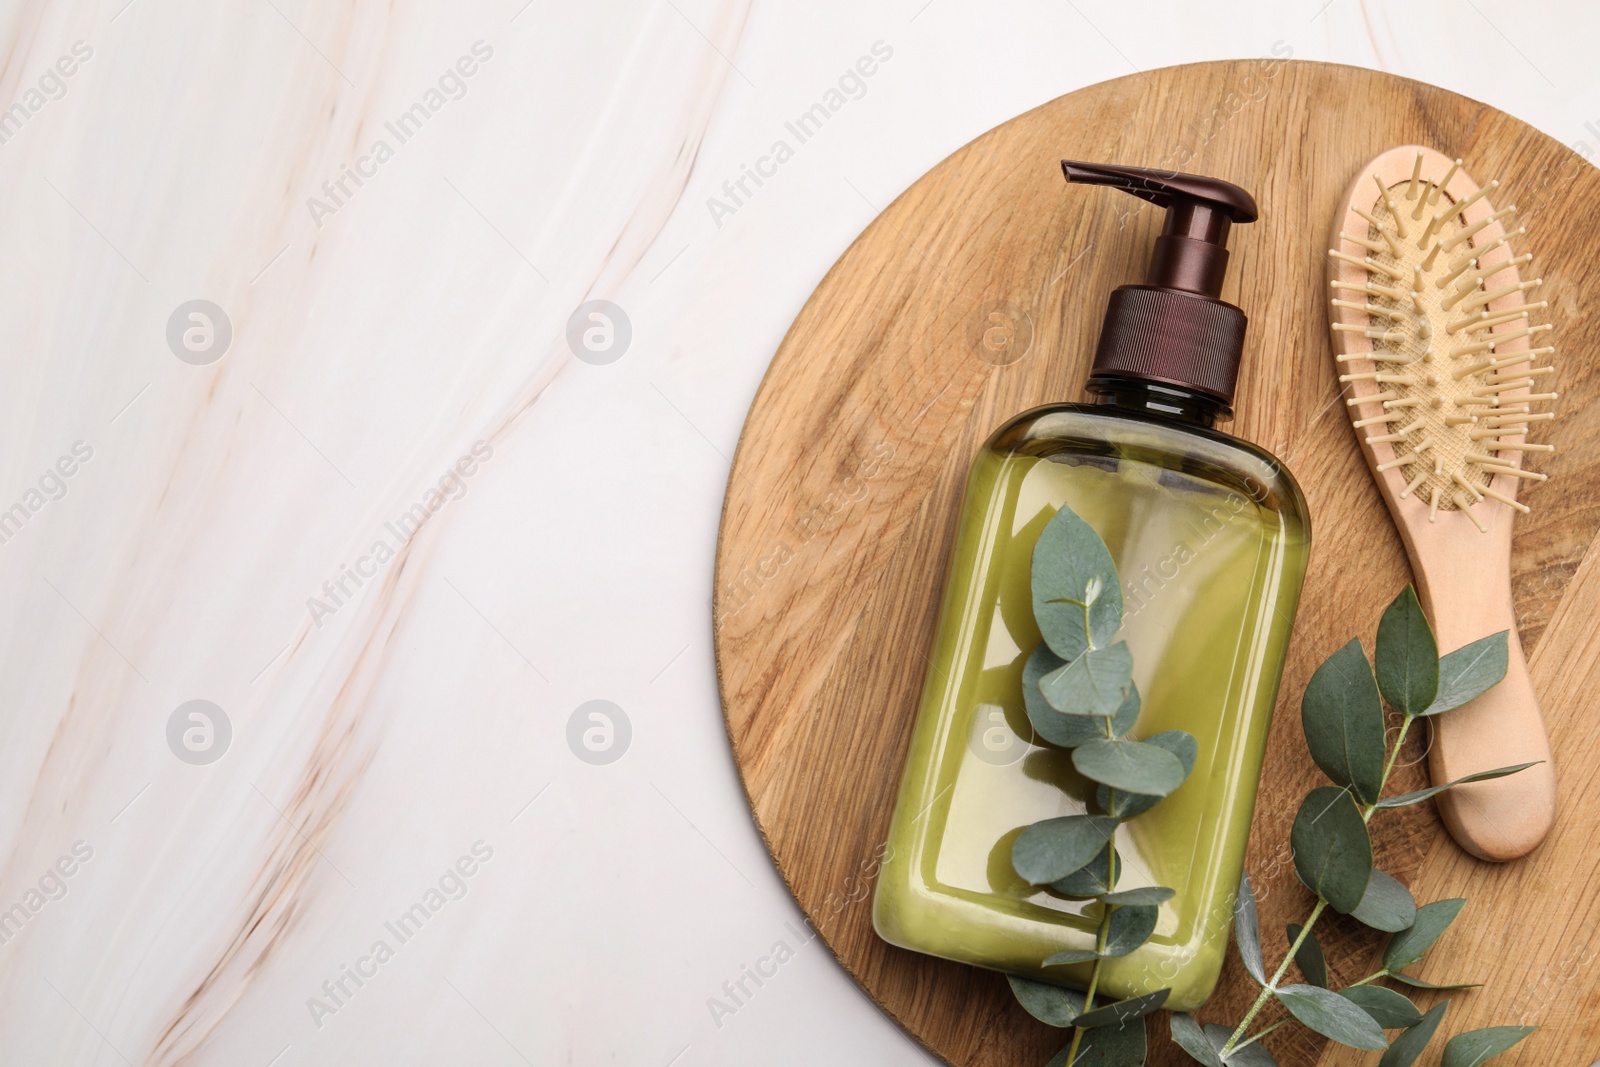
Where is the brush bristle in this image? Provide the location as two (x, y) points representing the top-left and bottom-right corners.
(1329, 151), (1556, 528)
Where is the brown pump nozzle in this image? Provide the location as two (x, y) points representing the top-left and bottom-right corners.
(1062, 160), (1260, 408)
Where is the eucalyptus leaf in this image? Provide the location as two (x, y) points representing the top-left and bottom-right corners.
(1102, 904), (1159, 957)
(1291, 786), (1374, 913)
(1043, 948), (1102, 966)
(1072, 987), (1169, 1028)
(1100, 784), (1164, 820)
(1145, 729), (1198, 772)
(1074, 737), (1186, 795)
(1375, 586), (1438, 717)
(1440, 1026), (1536, 1067)
(1169, 1013), (1225, 1067)
(1100, 731), (1198, 816)
(1384, 898), (1466, 972)
(1006, 974), (1085, 1027)
(1051, 843), (1118, 897)
(1023, 643), (1092, 748)
(1378, 1001), (1447, 1067)
(1301, 640), (1387, 802)
(1376, 763), (1539, 808)
(1341, 985), (1423, 1028)
(1032, 503), (1123, 661)
(1287, 923), (1328, 988)
(1275, 983), (1388, 1050)
(1423, 632), (1509, 716)
(1234, 871), (1266, 984)
(1025, 645), (1141, 748)
(1046, 1016), (1145, 1067)
(1041, 643), (1134, 718)
(1387, 972), (1480, 991)
(1350, 869), (1417, 932)
(1100, 885), (1175, 906)
(1013, 815), (1121, 884)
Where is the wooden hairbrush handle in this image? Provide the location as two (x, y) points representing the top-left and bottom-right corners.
(1415, 532), (1555, 861)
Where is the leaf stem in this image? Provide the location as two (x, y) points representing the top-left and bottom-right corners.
(1220, 899), (1327, 1055)
(1224, 706), (1413, 1057)
(1367, 713), (1416, 824)
(1343, 968), (1388, 989)
(1065, 836), (1117, 1067)
(1228, 1017), (1290, 1054)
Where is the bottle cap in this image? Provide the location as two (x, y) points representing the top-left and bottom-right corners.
(1062, 160), (1259, 409)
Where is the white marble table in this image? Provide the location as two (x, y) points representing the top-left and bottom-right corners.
(0, 1), (1593, 1063)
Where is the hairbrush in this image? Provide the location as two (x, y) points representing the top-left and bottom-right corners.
(1326, 145), (1557, 861)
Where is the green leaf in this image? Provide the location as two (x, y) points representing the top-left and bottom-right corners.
(1043, 948), (1101, 966)
(1350, 870), (1416, 932)
(1051, 842), (1118, 897)
(1376, 763), (1539, 808)
(1074, 737), (1186, 795)
(1275, 983), (1388, 1050)
(1025, 645), (1141, 748)
(1046, 1017), (1146, 1067)
(1291, 786), (1374, 913)
(1384, 898), (1466, 972)
(1301, 640), (1387, 802)
(1032, 503), (1123, 661)
(1378, 1001), (1447, 1067)
(1102, 904), (1158, 957)
(1375, 586), (1438, 717)
(1107, 681), (1143, 737)
(1100, 885), (1175, 906)
(1441, 1026), (1536, 1067)
(1006, 974), (1084, 1027)
(1387, 972), (1480, 991)
(1287, 923), (1328, 987)
(1341, 985), (1422, 1028)
(1041, 643), (1134, 717)
(1073, 988), (1169, 1028)
(1100, 730), (1197, 816)
(1234, 871), (1266, 984)
(1013, 815), (1121, 884)
(1099, 788), (1159, 818)
(1423, 632), (1509, 716)
(1023, 644), (1089, 748)
(1169, 1013), (1225, 1067)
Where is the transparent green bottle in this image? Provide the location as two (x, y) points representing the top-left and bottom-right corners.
(872, 163), (1312, 1011)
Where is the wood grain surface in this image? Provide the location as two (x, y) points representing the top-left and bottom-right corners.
(711, 60), (1600, 1067)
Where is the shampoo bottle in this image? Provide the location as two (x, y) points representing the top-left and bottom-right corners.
(872, 162), (1311, 1010)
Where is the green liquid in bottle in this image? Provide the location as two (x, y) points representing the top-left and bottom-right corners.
(873, 398), (1310, 1010)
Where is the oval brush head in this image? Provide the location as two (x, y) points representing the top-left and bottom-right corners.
(1327, 145), (1557, 861)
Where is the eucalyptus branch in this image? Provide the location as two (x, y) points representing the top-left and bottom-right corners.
(1189, 586), (1539, 1067)
(1003, 504), (1193, 1067)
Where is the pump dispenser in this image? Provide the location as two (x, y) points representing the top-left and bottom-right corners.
(873, 161), (1311, 1010)
(1065, 161), (1257, 408)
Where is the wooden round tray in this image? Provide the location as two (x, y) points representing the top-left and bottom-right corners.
(713, 60), (1600, 1067)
